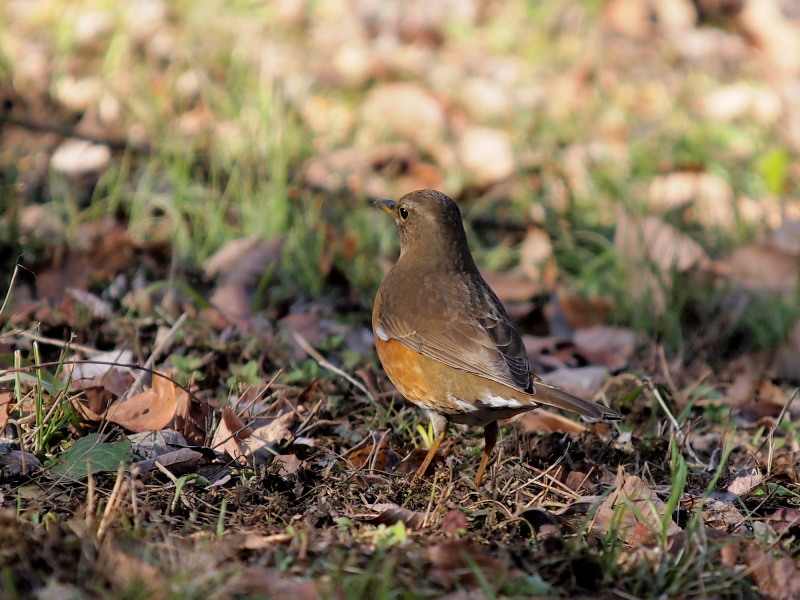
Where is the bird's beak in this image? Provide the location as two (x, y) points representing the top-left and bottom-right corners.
(373, 199), (396, 215)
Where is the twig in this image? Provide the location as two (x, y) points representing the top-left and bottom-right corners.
(127, 312), (188, 398)
(17, 330), (102, 356)
(292, 333), (376, 405)
(97, 462), (127, 542)
(754, 387), (798, 460)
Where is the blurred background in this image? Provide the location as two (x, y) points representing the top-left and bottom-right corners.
(2, 0), (800, 370)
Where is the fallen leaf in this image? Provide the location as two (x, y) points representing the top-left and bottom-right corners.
(212, 405), (297, 465)
(726, 468), (763, 496)
(604, 0), (652, 39)
(0, 448), (41, 477)
(713, 243), (800, 294)
(554, 292), (613, 331)
(442, 509), (468, 535)
(539, 366), (609, 398)
(764, 508), (800, 536)
(649, 171), (736, 230)
(98, 536), (166, 599)
(49, 433), (134, 479)
(361, 82), (445, 152)
(206, 236), (284, 324)
(272, 454), (305, 475)
(615, 211), (711, 314)
(479, 270), (541, 303)
(573, 325), (636, 371)
(341, 429), (395, 471)
(0, 392), (12, 431)
(425, 540), (516, 588)
(519, 226), (556, 284)
(105, 373), (182, 432)
(745, 543), (800, 600)
(593, 467), (682, 543)
(229, 567), (320, 600)
(359, 502), (425, 529)
(132, 448), (206, 474)
(128, 429), (188, 460)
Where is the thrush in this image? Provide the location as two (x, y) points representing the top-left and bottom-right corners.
(372, 189), (622, 485)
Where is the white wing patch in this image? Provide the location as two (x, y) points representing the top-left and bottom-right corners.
(375, 324), (390, 341)
(481, 393), (524, 409)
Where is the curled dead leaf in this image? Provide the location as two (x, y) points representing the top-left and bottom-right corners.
(593, 467), (681, 543)
(360, 502), (425, 529)
(105, 373), (183, 433)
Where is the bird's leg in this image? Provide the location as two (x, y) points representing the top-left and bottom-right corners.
(414, 411), (448, 480)
(475, 420), (498, 486)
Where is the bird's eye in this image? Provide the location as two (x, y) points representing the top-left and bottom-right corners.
(399, 207), (409, 220)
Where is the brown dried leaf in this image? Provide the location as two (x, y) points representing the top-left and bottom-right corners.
(211, 411), (249, 465)
(771, 451), (800, 484)
(699, 497), (746, 532)
(105, 374), (182, 432)
(221, 407), (253, 440)
(361, 502), (425, 530)
(132, 448), (205, 474)
(272, 454), (305, 475)
(745, 544), (800, 600)
(555, 292), (614, 331)
(594, 467), (682, 543)
(342, 430), (393, 471)
(573, 325), (636, 371)
(280, 313), (323, 360)
(764, 508), (800, 536)
(615, 211), (711, 314)
(206, 236), (284, 323)
(212, 405), (297, 465)
(425, 540), (514, 588)
(98, 536), (166, 599)
(649, 171), (736, 230)
(0, 392), (12, 431)
(713, 243), (800, 294)
(229, 567), (320, 600)
(479, 270), (540, 303)
(443, 509), (468, 535)
(726, 469), (763, 496)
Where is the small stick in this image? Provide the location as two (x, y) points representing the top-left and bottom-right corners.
(292, 333), (376, 405)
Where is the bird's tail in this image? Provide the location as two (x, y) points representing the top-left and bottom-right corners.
(531, 375), (622, 421)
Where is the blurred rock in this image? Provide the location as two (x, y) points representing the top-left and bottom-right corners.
(653, 0), (697, 28)
(53, 75), (103, 113)
(649, 171), (736, 230)
(175, 69), (203, 105)
(332, 42), (373, 87)
(274, 0), (307, 26)
(697, 84), (782, 124)
(8, 40), (50, 98)
(361, 83), (446, 151)
(461, 77), (511, 122)
(301, 95), (356, 149)
(75, 11), (114, 50)
(128, 0), (169, 44)
(738, 0), (800, 75)
(458, 126), (515, 186)
(51, 139), (111, 176)
(604, 0), (652, 39)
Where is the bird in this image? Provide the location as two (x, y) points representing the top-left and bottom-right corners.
(372, 189), (622, 485)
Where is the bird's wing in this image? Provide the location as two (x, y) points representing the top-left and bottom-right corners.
(376, 282), (533, 394)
